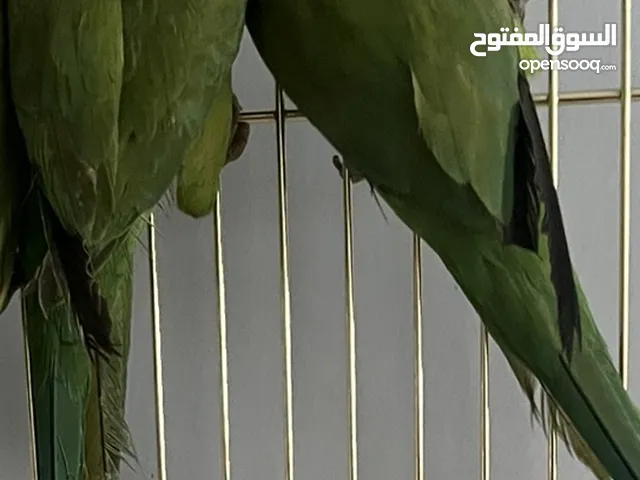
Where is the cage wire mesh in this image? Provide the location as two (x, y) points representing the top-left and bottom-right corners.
(2, 0), (640, 479)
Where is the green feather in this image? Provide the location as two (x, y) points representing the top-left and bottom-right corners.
(22, 213), (93, 480)
(407, 2), (519, 225)
(7, 0), (124, 245)
(83, 222), (141, 480)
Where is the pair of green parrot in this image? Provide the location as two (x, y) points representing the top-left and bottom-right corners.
(0, 0), (639, 479)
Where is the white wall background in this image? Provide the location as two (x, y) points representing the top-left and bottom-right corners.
(2, 2), (640, 479)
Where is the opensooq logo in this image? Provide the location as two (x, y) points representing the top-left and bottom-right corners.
(469, 23), (617, 57)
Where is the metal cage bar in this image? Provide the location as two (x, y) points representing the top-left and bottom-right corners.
(275, 86), (296, 480)
(546, 0), (560, 477)
(619, 0), (633, 390)
(20, 296), (38, 480)
(480, 326), (491, 480)
(214, 191), (233, 480)
(147, 216), (168, 480)
(413, 236), (425, 480)
(341, 158), (360, 480)
(238, 88), (640, 125)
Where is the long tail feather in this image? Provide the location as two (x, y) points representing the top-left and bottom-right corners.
(20, 196), (137, 479)
(24, 255), (93, 480)
(83, 223), (140, 479)
(44, 198), (117, 356)
(437, 240), (640, 480)
(503, 339), (611, 479)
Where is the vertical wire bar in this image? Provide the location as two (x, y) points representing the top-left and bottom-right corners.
(618, 0), (632, 390)
(214, 192), (232, 480)
(480, 326), (490, 480)
(547, 0), (560, 477)
(275, 86), (295, 480)
(147, 215), (168, 480)
(20, 296), (38, 480)
(413, 236), (425, 480)
(547, 7), (560, 183)
(341, 163), (359, 480)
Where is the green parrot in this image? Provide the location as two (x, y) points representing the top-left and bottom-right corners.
(245, 0), (640, 478)
(0, 0), (249, 478)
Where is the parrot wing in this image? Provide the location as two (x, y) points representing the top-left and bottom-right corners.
(406, 1), (580, 358)
(6, 0), (124, 354)
(7, 0), (124, 245)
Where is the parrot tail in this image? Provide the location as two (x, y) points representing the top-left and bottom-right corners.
(23, 261), (93, 480)
(434, 77), (640, 476)
(22, 214), (138, 479)
(438, 241), (640, 480)
(44, 198), (117, 356)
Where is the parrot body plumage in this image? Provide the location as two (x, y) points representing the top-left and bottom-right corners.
(245, 1), (640, 478)
(0, 0), (249, 478)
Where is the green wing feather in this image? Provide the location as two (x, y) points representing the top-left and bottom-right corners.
(7, 0), (248, 348)
(407, 1), (518, 224)
(7, 0), (124, 245)
(7, 0), (247, 248)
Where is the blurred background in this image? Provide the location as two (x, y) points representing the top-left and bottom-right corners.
(1, 3), (640, 480)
